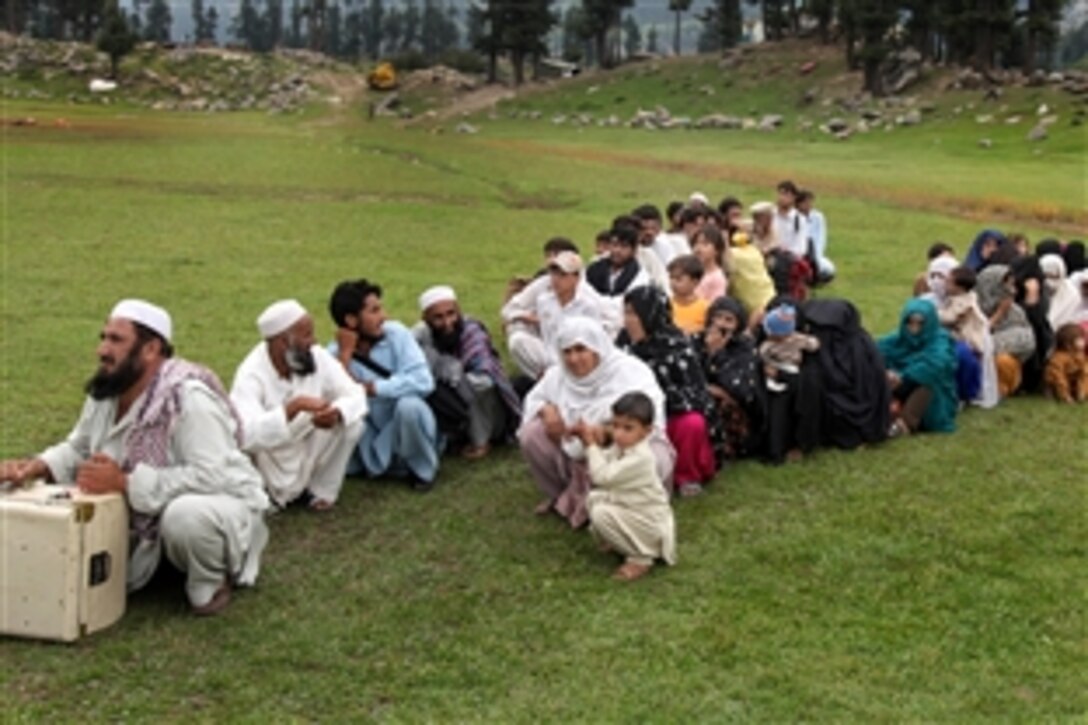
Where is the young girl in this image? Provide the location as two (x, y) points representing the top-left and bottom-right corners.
(576, 391), (677, 582)
(691, 225), (729, 302)
(1044, 323), (1087, 403)
(667, 254), (709, 335)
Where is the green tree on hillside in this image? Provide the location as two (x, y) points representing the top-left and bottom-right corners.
(668, 0), (691, 54)
(581, 0), (633, 68)
(699, 0), (741, 51)
(143, 0), (171, 41)
(561, 4), (587, 61)
(96, 0), (136, 77)
(622, 12), (640, 56)
(1022, 0), (1066, 73)
(363, 0), (384, 57)
(646, 23), (658, 53)
(192, 0), (219, 41)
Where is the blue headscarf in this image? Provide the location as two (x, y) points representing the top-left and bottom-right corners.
(877, 299), (958, 432)
(965, 229), (1008, 272)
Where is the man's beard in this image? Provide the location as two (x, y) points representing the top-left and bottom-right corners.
(85, 345), (145, 400)
(431, 317), (464, 355)
(286, 345), (317, 376)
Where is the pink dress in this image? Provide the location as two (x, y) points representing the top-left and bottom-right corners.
(695, 267), (728, 302)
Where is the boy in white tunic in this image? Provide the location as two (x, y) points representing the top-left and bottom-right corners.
(577, 391), (677, 582)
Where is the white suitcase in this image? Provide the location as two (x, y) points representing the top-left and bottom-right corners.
(0, 482), (128, 642)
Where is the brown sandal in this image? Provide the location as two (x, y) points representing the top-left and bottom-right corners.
(612, 562), (652, 582)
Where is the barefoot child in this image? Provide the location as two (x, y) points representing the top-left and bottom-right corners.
(1045, 323), (1088, 403)
(577, 392), (677, 582)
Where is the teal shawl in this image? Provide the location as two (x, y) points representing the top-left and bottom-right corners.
(877, 299), (958, 432)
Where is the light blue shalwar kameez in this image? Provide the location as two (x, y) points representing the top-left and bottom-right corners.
(328, 321), (440, 483)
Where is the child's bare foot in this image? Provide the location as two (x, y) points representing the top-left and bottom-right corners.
(597, 541), (614, 554)
(533, 499), (554, 516)
(612, 561), (652, 581)
(786, 448), (804, 463)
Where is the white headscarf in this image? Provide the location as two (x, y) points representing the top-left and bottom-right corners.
(926, 256), (959, 303)
(1040, 254), (1081, 330)
(521, 317), (667, 441)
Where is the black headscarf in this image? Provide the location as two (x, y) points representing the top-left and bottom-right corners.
(1064, 241), (1086, 274)
(1035, 239), (1062, 259)
(617, 286), (725, 465)
(1009, 255), (1053, 392)
(699, 296), (766, 457)
(802, 298), (890, 448)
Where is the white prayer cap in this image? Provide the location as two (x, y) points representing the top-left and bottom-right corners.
(750, 200), (775, 215)
(419, 285), (457, 312)
(688, 191), (710, 207)
(548, 251), (583, 275)
(257, 299), (308, 338)
(110, 299), (172, 342)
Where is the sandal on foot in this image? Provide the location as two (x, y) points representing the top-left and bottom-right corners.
(678, 482), (704, 498)
(533, 499), (554, 516)
(192, 582), (232, 617)
(612, 562), (652, 582)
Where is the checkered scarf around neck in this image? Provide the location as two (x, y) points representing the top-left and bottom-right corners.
(459, 318), (523, 418)
(122, 358), (243, 546)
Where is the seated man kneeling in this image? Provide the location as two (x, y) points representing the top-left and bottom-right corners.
(1, 299), (269, 616)
(328, 279), (441, 491)
(413, 285), (523, 459)
(231, 299), (368, 511)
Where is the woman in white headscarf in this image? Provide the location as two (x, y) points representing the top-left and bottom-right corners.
(518, 317), (676, 528)
(1041, 254), (1081, 332)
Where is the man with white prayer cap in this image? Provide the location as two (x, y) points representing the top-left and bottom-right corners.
(230, 299), (367, 510)
(0, 299), (270, 616)
(412, 285), (522, 460)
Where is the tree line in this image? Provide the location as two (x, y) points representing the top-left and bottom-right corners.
(2, 0), (1080, 89)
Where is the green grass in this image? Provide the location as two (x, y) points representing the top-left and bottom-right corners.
(1, 66), (1086, 721)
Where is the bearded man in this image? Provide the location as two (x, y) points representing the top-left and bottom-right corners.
(412, 286), (522, 460)
(0, 299), (269, 616)
(230, 299), (367, 510)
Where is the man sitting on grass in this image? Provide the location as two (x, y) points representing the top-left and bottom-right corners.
(230, 299), (367, 511)
(0, 299), (270, 616)
(413, 285), (522, 460)
(328, 278), (441, 492)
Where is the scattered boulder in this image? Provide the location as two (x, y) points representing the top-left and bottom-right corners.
(455, 122), (478, 134)
(694, 113), (742, 130)
(1005, 115), (1021, 124)
(1027, 123), (1047, 142)
(978, 138), (993, 149)
(860, 108), (883, 122)
(826, 117), (850, 133)
(759, 114), (783, 131)
(880, 47), (923, 94)
(896, 109), (922, 126)
(834, 128), (853, 141)
(975, 114), (994, 124)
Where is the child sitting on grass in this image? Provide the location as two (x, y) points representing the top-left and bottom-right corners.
(936, 266), (988, 356)
(667, 254), (709, 335)
(1045, 323), (1087, 403)
(574, 392), (676, 582)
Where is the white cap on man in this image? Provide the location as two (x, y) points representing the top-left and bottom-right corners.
(419, 285), (457, 313)
(257, 299), (308, 338)
(110, 299), (173, 342)
(689, 191), (710, 207)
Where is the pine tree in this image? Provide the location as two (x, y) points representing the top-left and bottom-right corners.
(621, 12), (639, 57)
(205, 3), (218, 41)
(96, 0), (136, 77)
(646, 23), (657, 53)
(363, 0), (383, 58)
(581, 0), (633, 68)
(668, 0), (691, 55)
(143, 0), (172, 41)
(400, 0), (420, 50)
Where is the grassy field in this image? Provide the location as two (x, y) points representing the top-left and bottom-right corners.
(1, 58), (1086, 721)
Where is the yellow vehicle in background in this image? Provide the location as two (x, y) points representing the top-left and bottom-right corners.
(367, 62), (397, 90)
